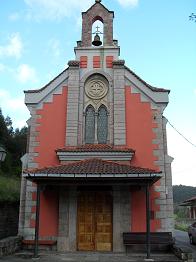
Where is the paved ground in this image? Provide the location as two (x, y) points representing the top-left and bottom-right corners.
(174, 229), (196, 260)
(4, 230), (195, 262)
(1, 251), (180, 262)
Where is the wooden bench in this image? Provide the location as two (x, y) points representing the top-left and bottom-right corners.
(123, 232), (174, 252)
(22, 240), (57, 251)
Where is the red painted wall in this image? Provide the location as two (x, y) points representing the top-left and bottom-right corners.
(93, 56), (100, 68)
(34, 86), (68, 168)
(131, 187), (161, 232)
(125, 86), (158, 170)
(125, 86), (160, 232)
(31, 86), (68, 238)
(39, 189), (59, 237)
(80, 56), (88, 68)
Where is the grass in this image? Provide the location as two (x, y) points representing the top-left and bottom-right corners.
(175, 223), (188, 232)
(0, 174), (20, 202)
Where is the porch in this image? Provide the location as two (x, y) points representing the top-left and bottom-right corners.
(23, 158), (163, 259)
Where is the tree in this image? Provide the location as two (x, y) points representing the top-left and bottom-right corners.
(189, 13), (196, 22)
(0, 108), (28, 176)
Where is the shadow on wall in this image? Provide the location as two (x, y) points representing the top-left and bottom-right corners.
(0, 202), (19, 239)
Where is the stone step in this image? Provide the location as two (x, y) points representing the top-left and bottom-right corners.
(11, 252), (181, 262)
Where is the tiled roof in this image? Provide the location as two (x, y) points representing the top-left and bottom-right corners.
(56, 144), (135, 153)
(26, 158), (160, 175)
(183, 196), (196, 203)
(180, 196), (196, 206)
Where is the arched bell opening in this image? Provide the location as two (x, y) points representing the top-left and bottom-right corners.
(92, 17), (104, 47)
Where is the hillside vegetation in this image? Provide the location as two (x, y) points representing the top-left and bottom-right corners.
(173, 185), (196, 204)
(0, 108), (27, 202)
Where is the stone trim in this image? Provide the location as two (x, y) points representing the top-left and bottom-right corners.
(68, 60), (80, 68)
(113, 65), (126, 145)
(112, 60), (125, 68)
(57, 151), (134, 161)
(66, 65), (80, 146)
(25, 71), (68, 105)
(78, 70), (114, 145)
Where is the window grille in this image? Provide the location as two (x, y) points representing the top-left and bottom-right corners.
(85, 106), (95, 144)
(97, 105), (108, 144)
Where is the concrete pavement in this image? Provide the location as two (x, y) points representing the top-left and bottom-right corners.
(0, 251), (180, 262)
(174, 229), (196, 260)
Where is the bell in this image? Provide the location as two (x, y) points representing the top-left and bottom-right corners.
(92, 33), (102, 46)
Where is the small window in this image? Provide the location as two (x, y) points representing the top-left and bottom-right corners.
(85, 105), (95, 144)
(97, 105), (108, 144)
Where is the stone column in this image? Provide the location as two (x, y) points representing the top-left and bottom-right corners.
(113, 186), (121, 252)
(113, 186), (131, 252)
(57, 186), (77, 252)
(57, 187), (69, 251)
(68, 186), (77, 251)
(66, 61), (80, 146)
(113, 60), (126, 145)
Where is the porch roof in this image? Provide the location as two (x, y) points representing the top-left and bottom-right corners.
(56, 144), (135, 153)
(180, 196), (196, 206)
(23, 158), (162, 185)
(56, 144), (135, 162)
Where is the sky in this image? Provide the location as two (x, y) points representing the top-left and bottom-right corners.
(0, 0), (195, 186)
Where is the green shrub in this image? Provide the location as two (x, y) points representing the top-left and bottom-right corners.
(0, 175), (20, 202)
(175, 223), (188, 232)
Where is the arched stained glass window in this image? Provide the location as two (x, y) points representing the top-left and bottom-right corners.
(97, 105), (108, 144)
(85, 105), (95, 144)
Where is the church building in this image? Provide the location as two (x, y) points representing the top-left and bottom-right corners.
(19, 0), (174, 253)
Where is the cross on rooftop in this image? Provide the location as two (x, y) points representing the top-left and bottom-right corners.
(95, 0), (101, 3)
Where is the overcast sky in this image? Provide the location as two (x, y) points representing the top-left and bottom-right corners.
(0, 0), (195, 186)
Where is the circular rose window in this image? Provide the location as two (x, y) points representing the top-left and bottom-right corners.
(85, 79), (108, 100)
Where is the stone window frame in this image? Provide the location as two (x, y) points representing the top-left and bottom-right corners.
(78, 70), (114, 145)
(97, 104), (108, 144)
(84, 105), (96, 144)
(84, 103), (109, 145)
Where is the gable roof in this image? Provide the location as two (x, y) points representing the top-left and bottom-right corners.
(180, 196), (196, 206)
(25, 158), (160, 175)
(82, 2), (114, 17)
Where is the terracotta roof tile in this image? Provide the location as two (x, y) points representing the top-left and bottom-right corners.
(56, 144), (135, 153)
(183, 196), (196, 202)
(26, 158), (160, 175)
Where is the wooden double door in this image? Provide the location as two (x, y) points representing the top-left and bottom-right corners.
(77, 190), (113, 251)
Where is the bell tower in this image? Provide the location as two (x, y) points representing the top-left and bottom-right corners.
(70, 0), (124, 147)
(80, 0), (115, 47)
